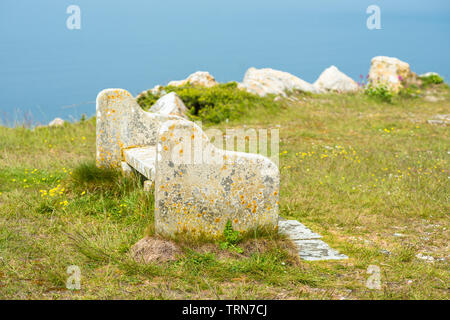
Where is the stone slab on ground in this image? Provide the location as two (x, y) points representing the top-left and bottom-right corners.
(278, 218), (348, 261)
(427, 114), (449, 126)
(293, 239), (348, 261)
(278, 219), (322, 240)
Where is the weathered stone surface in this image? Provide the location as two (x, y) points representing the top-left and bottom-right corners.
(155, 119), (280, 239)
(96, 88), (181, 168)
(168, 71), (217, 88)
(293, 239), (348, 261)
(123, 146), (156, 181)
(238, 67), (321, 97)
(49, 117), (65, 127)
(278, 217), (347, 261)
(149, 92), (189, 118)
(314, 65), (359, 93)
(278, 219), (322, 240)
(368, 56), (414, 92)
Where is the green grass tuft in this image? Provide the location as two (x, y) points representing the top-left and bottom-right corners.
(137, 82), (282, 124)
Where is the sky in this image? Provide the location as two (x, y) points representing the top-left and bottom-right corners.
(0, 0), (449, 124)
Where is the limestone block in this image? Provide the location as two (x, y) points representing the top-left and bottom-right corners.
(238, 67), (322, 97)
(96, 88), (180, 168)
(368, 56), (412, 92)
(313, 66), (359, 93)
(149, 92), (189, 118)
(154, 119), (279, 239)
(168, 71), (217, 87)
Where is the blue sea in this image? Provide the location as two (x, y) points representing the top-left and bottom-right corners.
(1, 0), (449, 125)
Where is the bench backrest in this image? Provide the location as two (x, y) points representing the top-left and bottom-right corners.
(96, 88), (180, 168)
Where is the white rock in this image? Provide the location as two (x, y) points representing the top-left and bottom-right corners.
(313, 65), (359, 93)
(167, 71), (217, 88)
(149, 85), (164, 95)
(149, 92), (188, 118)
(48, 118), (64, 127)
(136, 85), (165, 100)
(368, 56), (412, 92)
(238, 67), (321, 97)
(416, 253), (435, 263)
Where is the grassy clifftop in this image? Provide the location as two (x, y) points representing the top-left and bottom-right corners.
(0, 84), (449, 299)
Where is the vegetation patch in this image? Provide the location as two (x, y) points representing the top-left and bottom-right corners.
(0, 84), (449, 299)
(420, 74), (444, 86)
(137, 82), (282, 124)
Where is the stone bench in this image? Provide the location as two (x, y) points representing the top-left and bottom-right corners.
(96, 88), (280, 239)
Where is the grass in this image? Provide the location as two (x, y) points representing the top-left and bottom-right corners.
(0, 84), (449, 300)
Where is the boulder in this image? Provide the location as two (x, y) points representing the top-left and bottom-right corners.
(149, 92), (189, 118)
(368, 56), (415, 92)
(48, 117), (64, 127)
(238, 67), (321, 97)
(168, 71), (217, 88)
(313, 65), (359, 93)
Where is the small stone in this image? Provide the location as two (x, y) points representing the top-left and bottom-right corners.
(380, 249), (391, 255)
(393, 233), (406, 237)
(415, 253), (435, 263)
